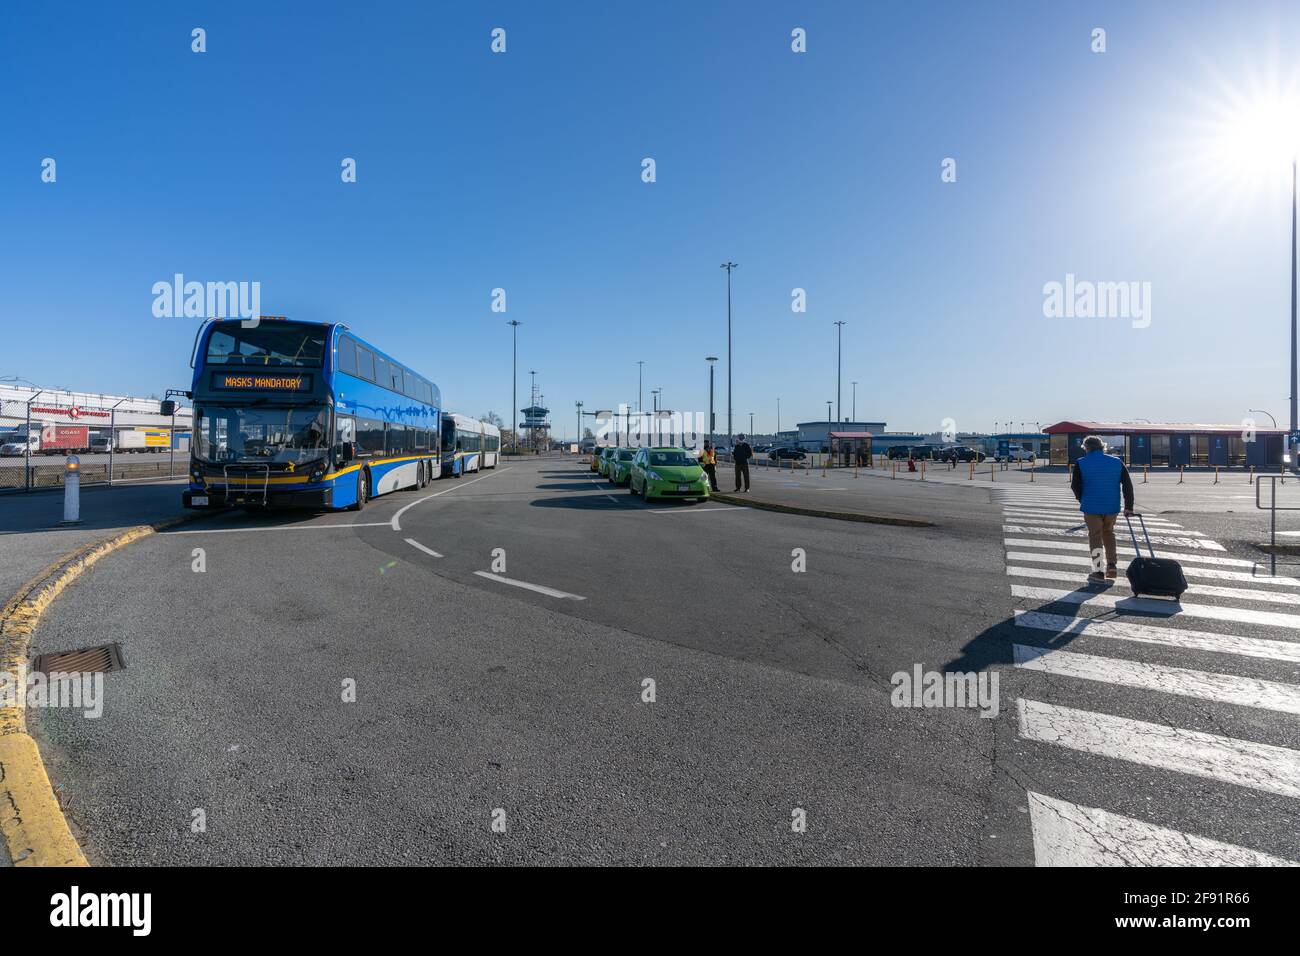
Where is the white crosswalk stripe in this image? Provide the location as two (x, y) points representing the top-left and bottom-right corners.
(1006, 551), (1300, 586)
(1027, 792), (1297, 866)
(1013, 644), (1300, 714)
(1002, 503), (1300, 864)
(1018, 699), (1300, 799)
(1004, 537), (1259, 568)
(1003, 525), (1224, 550)
(1010, 583), (1300, 628)
(1007, 566), (1300, 606)
(1014, 610), (1300, 663)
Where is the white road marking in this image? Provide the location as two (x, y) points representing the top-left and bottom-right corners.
(1006, 566), (1300, 606)
(1001, 509), (1186, 528)
(390, 470), (501, 531)
(1014, 610), (1300, 664)
(1027, 792), (1296, 866)
(1004, 538), (1258, 568)
(1003, 525), (1224, 550)
(163, 521), (392, 535)
(472, 570), (585, 600)
(1005, 551), (1300, 586)
(1010, 584), (1300, 629)
(1013, 643), (1300, 715)
(404, 537), (443, 558)
(1017, 699), (1300, 799)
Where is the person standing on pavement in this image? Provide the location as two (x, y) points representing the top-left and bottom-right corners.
(733, 434), (753, 492)
(700, 441), (719, 491)
(1071, 435), (1136, 582)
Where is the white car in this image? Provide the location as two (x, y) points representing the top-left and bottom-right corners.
(1000, 447), (1036, 462)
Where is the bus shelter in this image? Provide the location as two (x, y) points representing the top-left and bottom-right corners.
(829, 431), (873, 466)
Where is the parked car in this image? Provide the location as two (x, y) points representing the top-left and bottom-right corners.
(629, 447), (710, 502)
(768, 446), (807, 461)
(910, 446), (937, 461)
(597, 447), (618, 476)
(608, 447), (636, 485)
(590, 446), (608, 472)
(885, 445), (912, 460)
(940, 446), (986, 463)
(999, 447), (1036, 462)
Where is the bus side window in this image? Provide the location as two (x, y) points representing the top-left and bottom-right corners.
(335, 416), (356, 460)
(357, 418), (384, 457)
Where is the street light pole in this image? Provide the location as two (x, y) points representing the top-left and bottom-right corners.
(851, 381), (857, 422)
(706, 356), (718, 449)
(507, 320), (521, 453)
(721, 262), (737, 442)
(1291, 158), (1297, 466)
(575, 400), (583, 446)
(749, 411), (754, 435)
(777, 396), (781, 434)
(834, 320), (845, 423)
(637, 360), (644, 413)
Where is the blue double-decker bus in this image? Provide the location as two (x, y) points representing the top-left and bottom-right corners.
(181, 318), (440, 510)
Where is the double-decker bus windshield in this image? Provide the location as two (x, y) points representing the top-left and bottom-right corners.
(194, 404), (329, 464)
(205, 323), (325, 368)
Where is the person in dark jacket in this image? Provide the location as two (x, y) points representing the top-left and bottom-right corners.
(733, 434), (753, 492)
(1071, 435), (1136, 582)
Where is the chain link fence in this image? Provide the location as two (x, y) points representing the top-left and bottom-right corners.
(0, 395), (190, 493)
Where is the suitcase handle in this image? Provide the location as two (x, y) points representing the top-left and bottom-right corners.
(1124, 512), (1155, 558)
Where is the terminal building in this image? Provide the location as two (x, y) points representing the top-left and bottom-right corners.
(1043, 420), (1288, 467)
(0, 384), (192, 443)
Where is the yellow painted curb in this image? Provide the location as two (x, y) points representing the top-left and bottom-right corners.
(0, 511), (213, 867)
(708, 492), (934, 527)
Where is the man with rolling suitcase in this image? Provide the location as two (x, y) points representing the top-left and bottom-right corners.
(1070, 435), (1135, 582)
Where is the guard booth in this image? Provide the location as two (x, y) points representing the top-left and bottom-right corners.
(829, 431), (873, 466)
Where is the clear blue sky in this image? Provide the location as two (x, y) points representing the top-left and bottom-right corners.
(4, 0), (1300, 436)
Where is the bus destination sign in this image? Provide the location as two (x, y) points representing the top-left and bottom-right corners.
(213, 372), (313, 392)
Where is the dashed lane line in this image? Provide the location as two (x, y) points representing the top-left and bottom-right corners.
(404, 538), (444, 558)
(472, 571), (586, 600)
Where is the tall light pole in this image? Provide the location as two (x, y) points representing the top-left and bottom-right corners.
(652, 388), (662, 443)
(1291, 158), (1297, 466)
(777, 396), (781, 434)
(529, 369), (537, 452)
(721, 262), (737, 441)
(637, 360), (645, 413)
(706, 356), (718, 448)
(507, 320), (521, 453)
(749, 411), (754, 436)
(575, 400), (583, 445)
(851, 381), (857, 422)
(834, 320), (846, 423)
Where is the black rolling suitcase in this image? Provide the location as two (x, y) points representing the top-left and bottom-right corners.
(1125, 513), (1188, 599)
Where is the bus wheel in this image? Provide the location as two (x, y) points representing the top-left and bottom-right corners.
(351, 470), (368, 511)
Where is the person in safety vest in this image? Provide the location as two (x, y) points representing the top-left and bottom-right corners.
(699, 441), (719, 491)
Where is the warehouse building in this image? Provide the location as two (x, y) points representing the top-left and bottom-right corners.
(1043, 420), (1287, 467)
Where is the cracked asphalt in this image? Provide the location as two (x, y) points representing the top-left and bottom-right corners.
(24, 456), (1300, 864)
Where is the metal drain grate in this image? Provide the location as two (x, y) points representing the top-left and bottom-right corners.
(32, 642), (125, 675)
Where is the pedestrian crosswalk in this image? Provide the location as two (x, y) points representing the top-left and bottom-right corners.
(992, 486), (1300, 866)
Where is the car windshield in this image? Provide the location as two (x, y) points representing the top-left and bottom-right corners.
(617, 449), (634, 461)
(649, 451), (693, 467)
(205, 322), (325, 368)
(194, 404), (329, 464)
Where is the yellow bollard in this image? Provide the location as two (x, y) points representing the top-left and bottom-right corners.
(891, 459), (897, 479)
(920, 460), (926, 480)
(1214, 466), (1219, 485)
(1249, 465), (1254, 484)
(1179, 465), (1184, 484)
(990, 461), (995, 481)
(1143, 464), (1148, 484)
(1029, 458), (1035, 482)
(968, 460), (974, 480)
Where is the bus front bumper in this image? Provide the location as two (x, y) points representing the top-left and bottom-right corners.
(183, 486), (333, 509)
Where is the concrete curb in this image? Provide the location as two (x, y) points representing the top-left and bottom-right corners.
(0, 508), (217, 866)
(708, 492), (934, 527)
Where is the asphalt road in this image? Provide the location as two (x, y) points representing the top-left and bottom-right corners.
(27, 457), (1300, 865)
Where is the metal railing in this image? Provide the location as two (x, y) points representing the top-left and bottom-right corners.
(1254, 474), (1300, 576)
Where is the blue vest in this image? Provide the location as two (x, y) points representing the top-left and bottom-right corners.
(1076, 450), (1122, 514)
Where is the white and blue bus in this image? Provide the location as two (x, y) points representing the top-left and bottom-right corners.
(182, 318), (440, 510)
(441, 413), (500, 477)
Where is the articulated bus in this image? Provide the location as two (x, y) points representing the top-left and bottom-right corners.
(441, 412), (501, 477)
(181, 318), (441, 510)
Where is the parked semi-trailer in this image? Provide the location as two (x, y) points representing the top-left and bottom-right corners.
(116, 429), (170, 453)
(0, 424), (91, 455)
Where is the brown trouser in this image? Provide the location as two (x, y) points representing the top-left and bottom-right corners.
(1084, 513), (1118, 571)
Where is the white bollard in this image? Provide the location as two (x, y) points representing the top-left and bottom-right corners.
(61, 455), (83, 525)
